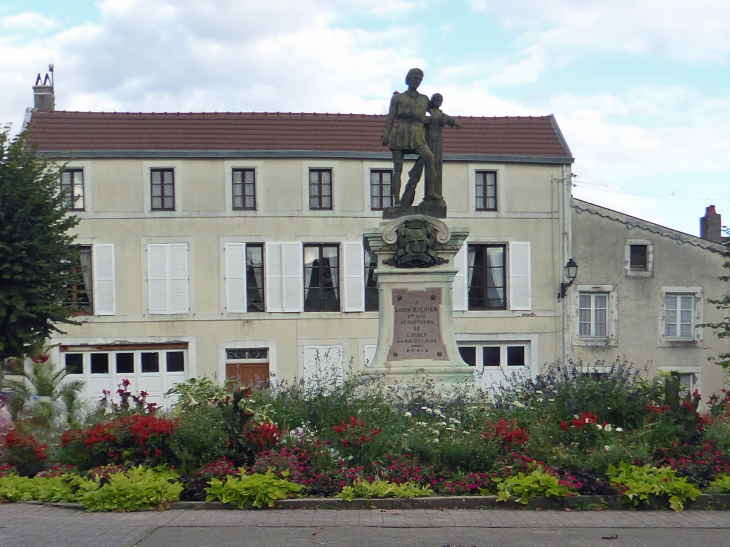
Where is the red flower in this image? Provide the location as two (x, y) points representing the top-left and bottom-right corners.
(560, 421), (568, 431)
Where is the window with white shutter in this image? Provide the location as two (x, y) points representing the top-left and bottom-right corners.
(225, 243), (265, 313)
(93, 244), (115, 315)
(509, 242), (531, 311)
(147, 243), (189, 314)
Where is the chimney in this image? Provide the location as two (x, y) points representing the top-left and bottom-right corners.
(700, 205), (723, 243)
(32, 66), (55, 111)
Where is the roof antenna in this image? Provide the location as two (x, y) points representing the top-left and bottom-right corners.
(48, 64), (54, 92)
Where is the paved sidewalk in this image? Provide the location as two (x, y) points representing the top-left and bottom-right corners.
(2, 504), (730, 547)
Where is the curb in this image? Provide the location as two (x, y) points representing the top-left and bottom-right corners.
(171, 494), (730, 511)
(21, 494), (730, 512)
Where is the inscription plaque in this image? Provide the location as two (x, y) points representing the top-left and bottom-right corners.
(389, 287), (447, 361)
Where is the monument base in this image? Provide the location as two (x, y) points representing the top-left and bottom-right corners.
(383, 200), (447, 219)
(363, 217), (472, 388)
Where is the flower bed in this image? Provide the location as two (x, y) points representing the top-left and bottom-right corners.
(3, 360), (730, 511)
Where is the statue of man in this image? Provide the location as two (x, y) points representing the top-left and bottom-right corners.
(381, 68), (437, 208)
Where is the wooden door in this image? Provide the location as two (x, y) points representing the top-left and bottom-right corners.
(226, 362), (270, 389)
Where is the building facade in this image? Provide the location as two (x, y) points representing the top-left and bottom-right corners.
(570, 200), (730, 396)
(25, 98), (574, 405)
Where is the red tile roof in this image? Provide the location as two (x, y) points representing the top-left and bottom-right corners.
(26, 111), (572, 159)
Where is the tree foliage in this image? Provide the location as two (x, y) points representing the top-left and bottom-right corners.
(0, 127), (80, 360)
(705, 254), (730, 371)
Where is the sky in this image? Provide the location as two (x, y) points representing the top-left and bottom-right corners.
(1, 0), (729, 237)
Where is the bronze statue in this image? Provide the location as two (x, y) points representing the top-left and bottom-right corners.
(415, 93), (462, 201)
(382, 70), (461, 211)
(381, 68), (436, 208)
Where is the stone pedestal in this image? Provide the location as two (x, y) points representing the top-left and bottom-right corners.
(363, 215), (472, 386)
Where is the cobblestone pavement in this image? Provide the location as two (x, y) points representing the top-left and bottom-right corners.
(2, 504), (730, 547)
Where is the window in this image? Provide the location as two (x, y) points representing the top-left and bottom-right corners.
(65, 353), (83, 375)
(629, 245), (647, 270)
(90, 353), (109, 374)
(309, 169), (332, 210)
(625, 239), (653, 276)
(224, 243), (265, 313)
(67, 245), (93, 314)
(665, 294), (694, 339)
(61, 169), (84, 210)
(579, 293), (608, 337)
(467, 244), (506, 310)
(370, 170), (393, 210)
(304, 244), (340, 311)
(365, 247), (378, 311)
(458, 344), (526, 368)
(147, 243), (189, 314)
(475, 171), (497, 211)
(151, 169), (175, 211)
(232, 168), (256, 210)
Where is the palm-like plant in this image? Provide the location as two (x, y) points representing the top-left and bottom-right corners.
(3, 359), (85, 423)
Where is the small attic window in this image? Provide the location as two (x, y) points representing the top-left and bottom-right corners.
(625, 239), (653, 277)
(629, 245), (648, 270)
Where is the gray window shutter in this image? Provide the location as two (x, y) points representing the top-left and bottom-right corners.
(282, 242), (303, 312)
(147, 244), (168, 314)
(509, 241), (531, 311)
(225, 243), (247, 313)
(343, 242), (364, 312)
(168, 243), (189, 314)
(93, 244), (115, 315)
(265, 242), (283, 312)
(452, 244), (468, 311)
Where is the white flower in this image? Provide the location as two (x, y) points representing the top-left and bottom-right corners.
(432, 438), (439, 444)
(604, 445), (611, 451)
(448, 418), (461, 424)
(604, 424), (613, 432)
(404, 412), (412, 418)
(616, 427), (624, 432)
(595, 424), (603, 431)
(437, 422), (447, 427)
(535, 390), (543, 394)
(431, 429), (440, 436)
(445, 426), (456, 432)
(514, 402), (525, 408)
(434, 409), (444, 417)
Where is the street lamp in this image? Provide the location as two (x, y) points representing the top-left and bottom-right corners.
(558, 258), (578, 300)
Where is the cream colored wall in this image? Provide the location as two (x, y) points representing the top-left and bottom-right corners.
(56, 156), (568, 386)
(570, 208), (730, 397)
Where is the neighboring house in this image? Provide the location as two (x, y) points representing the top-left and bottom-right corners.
(570, 200), (730, 396)
(24, 81), (575, 405)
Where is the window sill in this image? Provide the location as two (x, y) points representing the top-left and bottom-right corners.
(659, 338), (699, 347)
(626, 270), (653, 278)
(573, 336), (617, 347)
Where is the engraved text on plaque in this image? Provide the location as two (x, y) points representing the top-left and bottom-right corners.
(389, 287), (447, 361)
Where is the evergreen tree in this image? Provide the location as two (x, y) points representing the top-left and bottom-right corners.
(705, 240), (730, 371)
(0, 127), (80, 360)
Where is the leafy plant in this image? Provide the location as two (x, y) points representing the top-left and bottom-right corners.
(607, 462), (701, 511)
(0, 474), (34, 501)
(165, 377), (232, 410)
(204, 469), (304, 508)
(701, 254), (730, 371)
(706, 473), (730, 494)
(496, 465), (574, 504)
(337, 479), (433, 500)
(78, 466), (182, 512)
(1, 429), (47, 476)
(169, 405), (231, 473)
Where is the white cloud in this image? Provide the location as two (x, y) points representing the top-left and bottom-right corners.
(466, 0), (730, 87)
(1, 12), (57, 31)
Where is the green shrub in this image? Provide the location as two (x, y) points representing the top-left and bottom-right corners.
(78, 466), (183, 512)
(205, 469), (304, 508)
(337, 479), (433, 500)
(169, 406), (231, 472)
(0, 474), (34, 502)
(496, 465), (573, 504)
(165, 377), (231, 410)
(707, 473), (730, 494)
(607, 462), (701, 511)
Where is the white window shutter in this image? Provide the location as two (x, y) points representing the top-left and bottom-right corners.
(265, 243), (283, 312)
(147, 244), (168, 314)
(225, 243), (247, 313)
(509, 241), (531, 311)
(452, 243), (468, 311)
(93, 244), (116, 315)
(282, 242), (303, 312)
(343, 242), (364, 312)
(168, 243), (189, 314)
